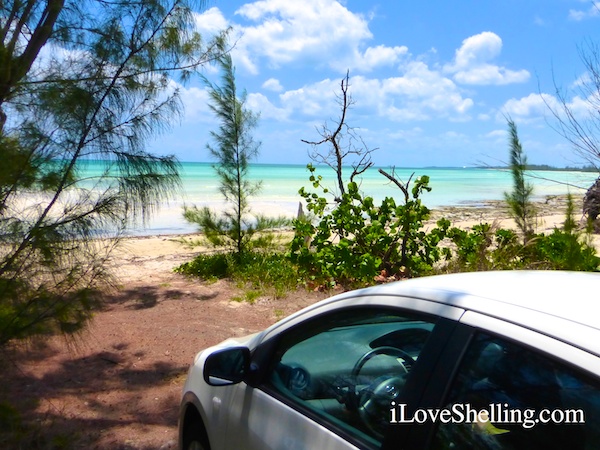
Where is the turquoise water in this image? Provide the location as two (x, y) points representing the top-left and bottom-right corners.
(180, 162), (596, 204)
(77, 161), (599, 235)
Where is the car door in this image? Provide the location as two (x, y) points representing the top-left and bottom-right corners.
(412, 314), (600, 450)
(220, 305), (458, 449)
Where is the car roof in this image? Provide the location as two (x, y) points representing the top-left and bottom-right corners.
(349, 270), (599, 328)
(293, 271), (600, 356)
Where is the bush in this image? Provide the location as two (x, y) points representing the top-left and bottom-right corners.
(443, 196), (599, 272)
(528, 197), (599, 271)
(175, 251), (298, 298)
(531, 229), (599, 270)
(445, 224), (522, 271)
(289, 165), (449, 287)
(175, 253), (230, 281)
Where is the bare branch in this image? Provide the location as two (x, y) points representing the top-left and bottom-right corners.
(378, 168), (413, 203)
(543, 41), (600, 169)
(302, 71), (375, 198)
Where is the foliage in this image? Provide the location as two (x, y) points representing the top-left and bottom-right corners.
(529, 195), (600, 271)
(183, 54), (288, 255)
(175, 252), (231, 281)
(289, 73), (450, 287)
(544, 40), (600, 222)
(289, 164), (450, 287)
(504, 119), (536, 243)
(444, 119), (598, 272)
(175, 250), (298, 299)
(444, 223), (522, 272)
(0, 0), (226, 345)
(443, 196), (599, 272)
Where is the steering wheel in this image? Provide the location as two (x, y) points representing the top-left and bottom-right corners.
(352, 346), (416, 378)
(351, 346), (416, 439)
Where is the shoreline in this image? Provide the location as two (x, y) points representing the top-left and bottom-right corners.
(110, 194), (599, 275)
(124, 194), (581, 238)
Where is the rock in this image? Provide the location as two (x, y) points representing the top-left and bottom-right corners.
(583, 177), (600, 221)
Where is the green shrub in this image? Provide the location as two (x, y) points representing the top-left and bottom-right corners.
(505, 119), (536, 243)
(234, 252), (299, 295)
(530, 229), (599, 270)
(527, 196), (599, 271)
(175, 253), (230, 281)
(445, 224), (521, 271)
(289, 165), (449, 287)
(175, 251), (298, 298)
(444, 196), (599, 272)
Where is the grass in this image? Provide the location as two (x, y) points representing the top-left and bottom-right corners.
(232, 290), (262, 304)
(175, 251), (299, 303)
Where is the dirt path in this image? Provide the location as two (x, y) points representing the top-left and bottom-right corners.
(1, 240), (326, 449)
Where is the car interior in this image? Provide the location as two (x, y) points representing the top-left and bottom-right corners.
(431, 333), (600, 450)
(268, 316), (435, 443)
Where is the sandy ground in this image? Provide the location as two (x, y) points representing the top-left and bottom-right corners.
(1, 197), (598, 449)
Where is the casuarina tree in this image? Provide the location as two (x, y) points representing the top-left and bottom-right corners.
(0, 0), (226, 345)
(504, 119), (536, 244)
(184, 54), (285, 256)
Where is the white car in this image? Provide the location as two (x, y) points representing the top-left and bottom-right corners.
(178, 271), (600, 450)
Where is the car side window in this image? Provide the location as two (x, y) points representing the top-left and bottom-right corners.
(431, 333), (600, 450)
(264, 308), (437, 447)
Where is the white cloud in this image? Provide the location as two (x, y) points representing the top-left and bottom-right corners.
(443, 131), (468, 140)
(445, 32), (530, 85)
(502, 93), (552, 117)
(262, 78), (284, 91)
(453, 32), (503, 69)
(279, 78), (340, 116)
(343, 44), (409, 72)
(232, 0), (372, 73)
(388, 127), (424, 140)
(363, 45), (408, 66)
(177, 85), (213, 122)
(484, 129), (508, 147)
(501, 91), (600, 127)
(565, 95), (597, 118)
(454, 65), (529, 85)
(485, 129), (506, 138)
(271, 67), (473, 122)
(379, 62), (474, 119)
(189, 0), (407, 74)
(569, 2), (600, 21)
(176, 83), (289, 125)
(571, 72), (591, 89)
(194, 7), (230, 35)
(247, 92), (289, 120)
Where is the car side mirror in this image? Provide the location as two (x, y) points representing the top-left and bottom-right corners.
(204, 347), (251, 386)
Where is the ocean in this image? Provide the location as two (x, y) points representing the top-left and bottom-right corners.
(138, 162), (600, 236)
(82, 161), (600, 236)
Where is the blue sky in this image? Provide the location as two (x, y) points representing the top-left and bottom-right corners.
(152, 0), (600, 167)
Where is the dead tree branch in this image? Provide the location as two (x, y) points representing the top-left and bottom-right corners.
(301, 71), (376, 200)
